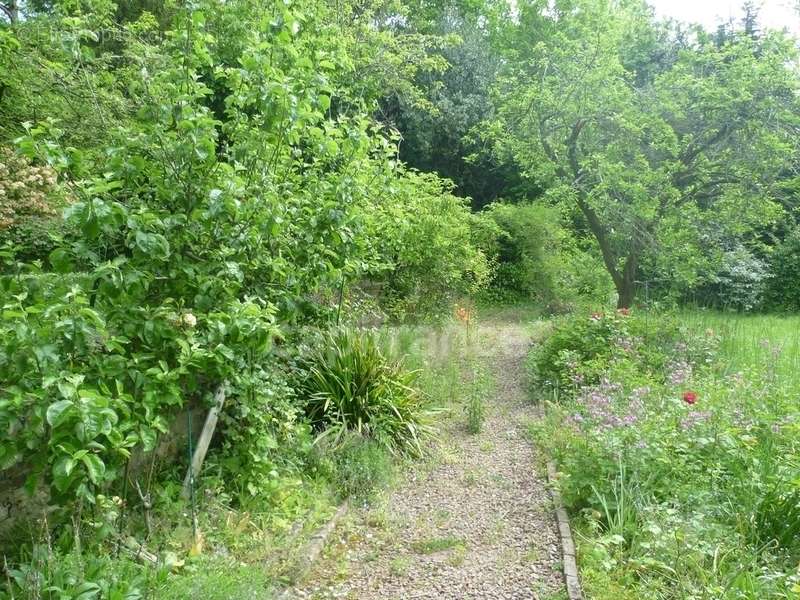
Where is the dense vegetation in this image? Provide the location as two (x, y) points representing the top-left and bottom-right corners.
(530, 310), (800, 598)
(2, 0), (800, 597)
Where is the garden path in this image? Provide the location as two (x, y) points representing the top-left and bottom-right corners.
(286, 323), (565, 599)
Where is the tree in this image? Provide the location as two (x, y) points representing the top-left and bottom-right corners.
(492, 0), (799, 307)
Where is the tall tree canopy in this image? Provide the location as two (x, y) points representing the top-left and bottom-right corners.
(491, 0), (800, 306)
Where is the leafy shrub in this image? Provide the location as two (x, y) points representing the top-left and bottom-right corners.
(698, 245), (771, 311)
(0, 0), (486, 543)
(475, 202), (613, 310)
(0, 146), (68, 262)
(302, 328), (435, 456)
(214, 361), (314, 503)
(529, 310), (680, 397)
(329, 435), (394, 501)
(367, 171), (492, 321)
(765, 228), (800, 312)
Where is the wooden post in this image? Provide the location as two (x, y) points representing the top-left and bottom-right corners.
(181, 385), (226, 499)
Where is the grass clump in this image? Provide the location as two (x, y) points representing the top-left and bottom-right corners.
(330, 435), (394, 501)
(303, 328), (436, 456)
(411, 536), (465, 555)
(464, 360), (491, 434)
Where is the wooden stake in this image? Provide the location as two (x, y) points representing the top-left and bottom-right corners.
(181, 385), (226, 499)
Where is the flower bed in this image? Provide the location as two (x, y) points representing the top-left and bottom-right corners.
(530, 310), (800, 598)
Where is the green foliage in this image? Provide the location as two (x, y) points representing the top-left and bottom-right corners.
(464, 360), (489, 434)
(465, 386), (485, 435)
(0, 146), (68, 261)
(4, 0), (800, 595)
(302, 328), (435, 456)
(368, 171), (491, 320)
(765, 227), (800, 312)
(213, 361), (314, 503)
(3, 545), (149, 600)
(491, 0), (798, 306)
(390, 11), (528, 207)
(532, 311), (800, 598)
(696, 246), (771, 311)
(0, 6), (489, 596)
(529, 310), (680, 397)
(328, 435), (394, 501)
(476, 202), (611, 309)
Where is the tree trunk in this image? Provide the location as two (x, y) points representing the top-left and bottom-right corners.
(616, 251), (638, 309)
(573, 194), (641, 308)
(616, 277), (635, 309)
(561, 120), (641, 309)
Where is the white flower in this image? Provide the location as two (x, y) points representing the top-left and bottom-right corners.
(182, 313), (197, 328)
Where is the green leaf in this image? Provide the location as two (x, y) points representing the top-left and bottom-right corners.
(81, 454), (106, 485)
(74, 582), (101, 600)
(319, 95), (331, 112)
(139, 427), (158, 452)
(46, 400), (74, 428)
(52, 455), (78, 492)
(49, 248), (73, 273)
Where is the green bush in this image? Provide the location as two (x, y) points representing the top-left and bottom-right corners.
(367, 171), (492, 321)
(302, 328), (435, 456)
(765, 228), (800, 312)
(529, 310), (680, 397)
(0, 0), (488, 549)
(475, 202), (612, 310)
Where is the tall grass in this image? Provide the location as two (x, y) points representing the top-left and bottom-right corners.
(679, 311), (800, 384)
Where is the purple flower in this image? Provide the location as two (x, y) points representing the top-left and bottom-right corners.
(680, 410), (712, 430)
(667, 360), (692, 386)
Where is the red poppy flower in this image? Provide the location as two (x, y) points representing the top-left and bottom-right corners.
(682, 391), (698, 405)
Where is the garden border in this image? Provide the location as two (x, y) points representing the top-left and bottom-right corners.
(276, 500), (349, 599)
(546, 460), (583, 600)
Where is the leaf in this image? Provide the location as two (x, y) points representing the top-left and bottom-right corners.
(73, 581), (101, 600)
(139, 427), (158, 452)
(319, 94), (331, 112)
(52, 455), (76, 490)
(49, 248), (73, 273)
(46, 400), (74, 428)
(81, 454), (106, 485)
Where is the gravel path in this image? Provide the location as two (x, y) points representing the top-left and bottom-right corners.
(288, 324), (564, 600)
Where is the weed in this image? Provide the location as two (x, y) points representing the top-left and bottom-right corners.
(411, 536), (466, 555)
(331, 436), (394, 501)
(389, 556), (411, 577)
(447, 544), (468, 566)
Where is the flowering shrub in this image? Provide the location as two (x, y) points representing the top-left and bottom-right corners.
(529, 309), (680, 398)
(0, 146), (68, 261)
(532, 312), (800, 598)
(0, 146), (60, 229)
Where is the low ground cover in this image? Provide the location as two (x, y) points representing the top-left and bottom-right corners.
(530, 310), (800, 599)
